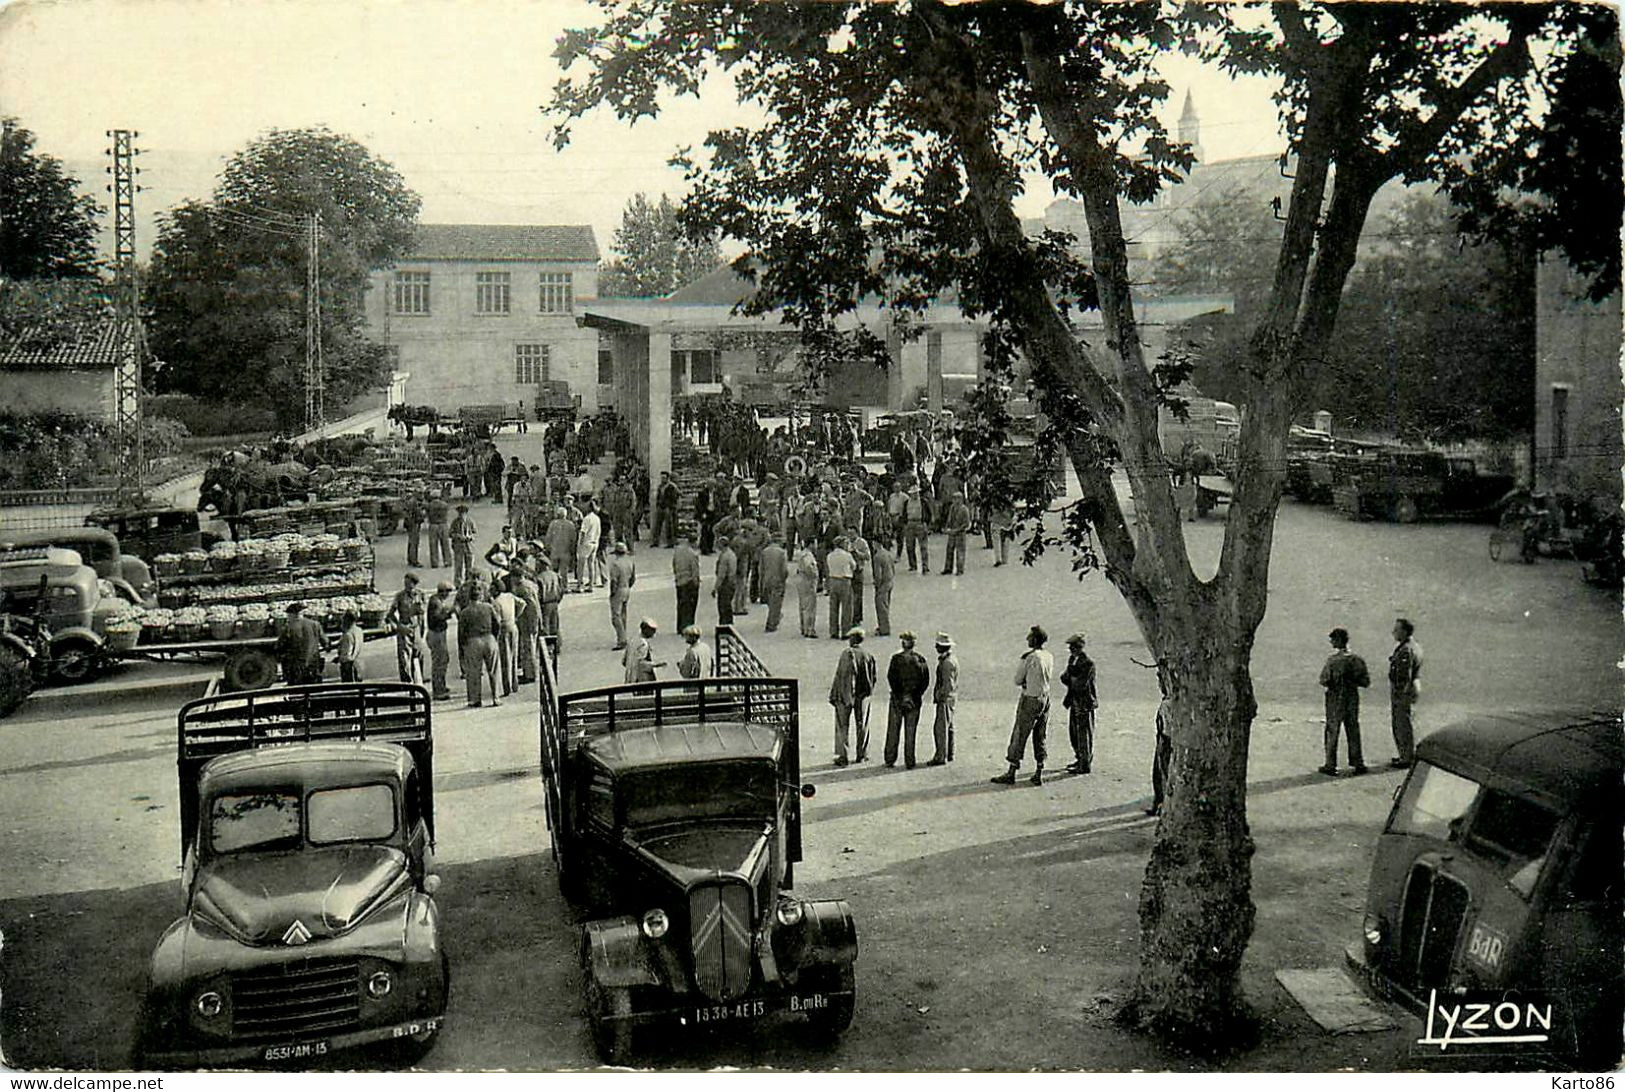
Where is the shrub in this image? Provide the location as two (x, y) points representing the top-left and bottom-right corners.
(146, 394), (277, 437)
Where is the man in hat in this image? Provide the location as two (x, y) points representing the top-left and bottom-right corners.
(623, 618), (663, 683)
(884, 631), (931, 769)
(677, 624), (715, 679)
(449, 503), (478, 584)
(903, 485), (931, 573)
(608, 541), (636, 650)
(535, 555), (564, 652)
(511, 561), (542, 685)
(992, 625), (1055, 786)
(425, 580), (457, 701)
(828, 627), (876, 766)
(1060, 632), (1097, 774)
(1318, 627), (1371, 776)
(941, 490), (971, 577)
(384, 572), (428, 684)
(929, 632), (959, 765)
(457, 586), (501, 708)
(759, 532), (789, 633)
(652, 470), (681, 548)
(274, 602), (326, 685)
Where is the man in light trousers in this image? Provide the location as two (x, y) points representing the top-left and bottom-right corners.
(991, 625), (1055, 786)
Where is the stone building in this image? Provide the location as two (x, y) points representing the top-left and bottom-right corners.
(0, 318), (125, 419)
(365, 224), (603, 413)
(1533, 256), (1622, 506)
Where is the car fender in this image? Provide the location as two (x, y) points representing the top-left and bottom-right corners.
(800, 898), (858, 966)
(0, 632), (36, 660)
(50, 626), (103, 651)
(583, 916), (662, 990)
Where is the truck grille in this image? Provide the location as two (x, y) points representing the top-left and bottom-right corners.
(1396, 863), (1470, 990)
(690, 883), (754, 1003)
(232, 958), (362, 1040)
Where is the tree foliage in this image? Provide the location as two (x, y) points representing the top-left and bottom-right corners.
(0, 119), (103, 279)
(551, 0), (1611, 1047)
(599, 192), (723, 296)
(145, 128), (420, 428)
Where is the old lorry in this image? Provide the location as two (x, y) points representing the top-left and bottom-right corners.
(1332, 449), (1515, 523)
(138, 683), (448, 1068)
(1348, 710), (1622, 1066)
(539, 626), (857, 1064)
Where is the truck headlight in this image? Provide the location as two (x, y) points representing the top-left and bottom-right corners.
(641, 908), (669, 939)
(195, 990), (224, 1019)
(1363, 914), (1383, 947)
(775, 900), (804, 927)
(368, 971), (393, 998)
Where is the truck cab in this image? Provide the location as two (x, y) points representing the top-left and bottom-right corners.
(1350, 711), (1622, 1065)
(0, 527), (154, 604)
(541, 628), (858, 1064)
(140, 684), (448, 1068)
(0, 546), (129, 682)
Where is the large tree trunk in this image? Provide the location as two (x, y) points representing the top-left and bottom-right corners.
(1127, 637), (1259, 1044)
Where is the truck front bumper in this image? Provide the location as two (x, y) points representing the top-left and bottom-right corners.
(140, 1013), (444, 1070)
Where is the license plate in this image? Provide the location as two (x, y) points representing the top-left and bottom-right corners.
(1465, 921), (1507, 973)
(263, 1040), (329, 1062)
(691, 999), (768, 1025)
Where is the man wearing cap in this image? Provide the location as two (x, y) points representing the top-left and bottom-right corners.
(884, 631), (931, 769)
(1319, 626), (1371, 776)
(457, 586), (501, 708)
(384, 572), (428, 684)
(903, 486), (931, 573)
(608, 542), (636, 650)
(511, 563), (542, 685)
(941, 490), (971, 577)
(652, 470), (681, 548)
(425, 580), (457, 701)
(450, 503), (478, 584)
(1060, 632), (1097, 774)
(426, 486), (452, 570)
(759, 532), (789, 633)
(535, 555), (564, 652)
(828, 627), (876, 766)
(402, 489), (426, 568)
(274, 602), (327, 685)
(825, 536), (856, 639)
(992, 625), (1055, 786)
(714, 537), (738, 627)
(677, 625), (715, 679)
(929, 633), (959, 765)
(623, 618), (663, 683)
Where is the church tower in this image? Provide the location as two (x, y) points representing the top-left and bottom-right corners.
(1178, 90), (1204, 164)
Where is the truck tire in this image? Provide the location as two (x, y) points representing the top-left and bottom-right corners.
(804, 963), (855, 1040)
(223, 649), (278, 692)
(1391, 495), (1420, 523)
(582, 953), (634, 1065)
(50, 637), (102, 684)
(0, 648), (32, 718)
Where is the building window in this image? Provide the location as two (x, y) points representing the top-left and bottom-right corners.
(515, 343), (550, 384)
(476, 271), (511, 314)
(1551, 385), (1570, 461)
(393, 271), (430, 314)
(678, 348), (718, 385)
(539, 272), (574, 314)
(598, 349), (614, 386)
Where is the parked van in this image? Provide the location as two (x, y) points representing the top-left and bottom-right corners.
(1351, 710), (1623, 1064)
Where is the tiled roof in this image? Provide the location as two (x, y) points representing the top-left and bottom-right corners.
(666, 262), (755, 305)
(0, 319), (130, 371)
(406, 223), (600, 263)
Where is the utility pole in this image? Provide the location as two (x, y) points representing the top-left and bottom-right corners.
(304, 210), (324, 434)
(107, 129), (145, 504)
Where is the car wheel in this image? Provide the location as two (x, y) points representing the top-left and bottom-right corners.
(582, 960), (634, 1065)
(804, 963), (856, 1040)
(0, 647), (33, 719)
(1392, 495), (1420, 523)
(50, 638), (101, 685)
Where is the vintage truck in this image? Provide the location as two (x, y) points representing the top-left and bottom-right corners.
(138, 683), (448, 1068)
(539, 626), (857, 1064)
(1348, 710), (1622, 1066)
(1332, 449), (1516, 523)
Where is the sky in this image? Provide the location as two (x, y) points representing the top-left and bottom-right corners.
(0, 0), (1286, 263)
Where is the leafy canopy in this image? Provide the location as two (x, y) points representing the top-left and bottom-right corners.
(0, 118), (103, 279)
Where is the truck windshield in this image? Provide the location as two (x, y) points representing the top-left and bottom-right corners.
(211, 792), (300, 854)
(1466, 789), (1561, 899)
(1389, 762), (1478, 842)
(308, 784), (397, 845)
(621, 764), (777, 828)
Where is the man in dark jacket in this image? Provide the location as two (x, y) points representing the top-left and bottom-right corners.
(1060, 632), (1097, 774)
(652, 471), (681, 548)
(273, 602), (326, 685)
(827, 627), (876, 766)
(1318, 626), (1371, 776)
(884, 631), (931, 769)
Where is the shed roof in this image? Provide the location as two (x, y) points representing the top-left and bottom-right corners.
(0, 318), (130, 371)
(405, 223), (600, 263)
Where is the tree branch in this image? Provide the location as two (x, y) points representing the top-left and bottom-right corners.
(1379, 24), (1534, 180)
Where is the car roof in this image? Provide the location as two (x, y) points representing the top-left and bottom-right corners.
(585, 720), (784, 772)
(201, 741), (411, 794)
(1418, 710), (1623, 814)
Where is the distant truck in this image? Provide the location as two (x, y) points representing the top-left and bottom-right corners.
(1333, 450), (1515, 523)
(139, 683), (448, 1068)
(539, 627), (857, 1064)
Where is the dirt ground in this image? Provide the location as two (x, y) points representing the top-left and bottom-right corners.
(1, 475), (1618, 1072)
